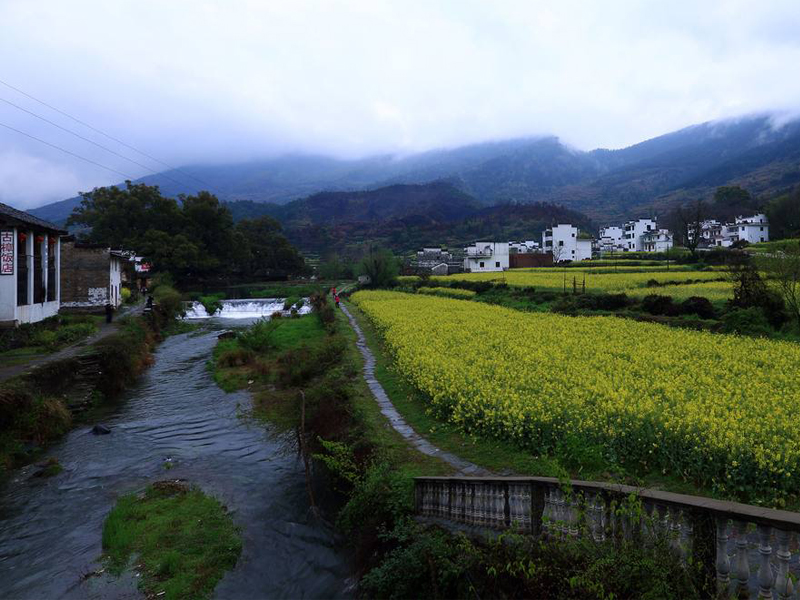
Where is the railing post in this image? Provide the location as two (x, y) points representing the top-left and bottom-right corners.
(715, 516), (731, 598)
(503, 482), (510, 528)
(774, 529), (794, 600)
(756, 524), (773, 599)
(732, 520), (749, 598)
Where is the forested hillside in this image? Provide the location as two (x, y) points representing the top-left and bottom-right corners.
(29, 114), (800, 226)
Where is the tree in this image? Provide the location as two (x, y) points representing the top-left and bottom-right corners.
(676, 199), (707, 258)
(318, 255), (353, 280)
(67, 183), (306, 285)
(759, 241), (800, 327)
(67, 181), (184, 247)
(358, 247), (399, 288)
(235, 216), (305, 279)
(765, 187), (800, 240)
(712, 186), (760, 221)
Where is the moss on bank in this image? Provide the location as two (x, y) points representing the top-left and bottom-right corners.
(102, 481), (241, 600)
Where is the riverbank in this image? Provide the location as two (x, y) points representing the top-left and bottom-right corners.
(0, 284), (183, 474)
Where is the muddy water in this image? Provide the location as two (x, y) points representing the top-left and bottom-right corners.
(0, 321), (352, 599)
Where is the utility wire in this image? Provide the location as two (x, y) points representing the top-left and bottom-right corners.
(0, 121), (134, 179)
(0, 95), (187, 187)
(0, 77), (215, 191)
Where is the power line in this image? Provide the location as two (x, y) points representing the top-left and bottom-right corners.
(0, 77), (216, 191)
(0, 121), (134, 179)
(0, 95), (187, 188)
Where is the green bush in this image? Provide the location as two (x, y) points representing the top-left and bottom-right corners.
(237, 318), (281, 353)
(199, 293), (225, 315)
(721, 308), (774, 336)
(121, 287), (132, 303)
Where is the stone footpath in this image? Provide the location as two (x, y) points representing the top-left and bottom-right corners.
(0, 303), (143, 384)
(340, 302), (489, 476)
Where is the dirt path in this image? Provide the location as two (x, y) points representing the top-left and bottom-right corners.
(0, 304), (143, 383)
(340, 302), (489, 476)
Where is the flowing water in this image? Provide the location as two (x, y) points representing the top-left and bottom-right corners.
(183, 299), (312, 320)
(0, 307), (352, 599)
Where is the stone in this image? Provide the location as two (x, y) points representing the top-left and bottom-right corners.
(217, 331), (235, 340)
(91, 424), (111, 435)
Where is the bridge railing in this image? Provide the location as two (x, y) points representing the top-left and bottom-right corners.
(415, 476), (800, 599)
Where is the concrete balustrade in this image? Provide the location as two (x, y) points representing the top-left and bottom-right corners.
(415, 476), (800, 598)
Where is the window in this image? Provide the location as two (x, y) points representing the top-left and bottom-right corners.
(479, 262), (484, 268)
(571, 233), (575, 237)
(495, 261), (500, 268)
(558, 241), (564, 247)
(760, 227), (764, 231)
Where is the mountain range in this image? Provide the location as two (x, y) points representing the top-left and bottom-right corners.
(29, 113), (800, 228)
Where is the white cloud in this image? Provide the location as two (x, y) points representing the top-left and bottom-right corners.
(0, 0), (799, 207)
(0, 151), (82, 206)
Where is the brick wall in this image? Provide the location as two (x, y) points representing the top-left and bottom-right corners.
(60, 242), (111, 308)
(510, 253), (553, 268)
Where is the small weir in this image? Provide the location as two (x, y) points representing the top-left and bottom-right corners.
(0, 310), (351, 599)
(183, 298), (312, 320)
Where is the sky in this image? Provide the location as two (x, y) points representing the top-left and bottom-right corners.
(1, 0), (800, 208)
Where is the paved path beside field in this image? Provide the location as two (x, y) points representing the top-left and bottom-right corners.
(340, 302), (489, 476)
(0, 303), (143, 384)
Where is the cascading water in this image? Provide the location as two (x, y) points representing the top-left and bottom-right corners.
(183, 298), (311, 320)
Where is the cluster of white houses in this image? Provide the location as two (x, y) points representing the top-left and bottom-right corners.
(0, 202), (151, 326)
(689, 213), (769, 248)
(417, 212), (770, 274)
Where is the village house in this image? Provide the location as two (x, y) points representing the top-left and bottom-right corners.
(599, 218), (674, 253)
(0, 202), (65, 326)
(689, 213), (769, 248)
(598, 226), (624, 252)
(463, 241), (509, 272)
(415, 247), (453, 275)
(542, 224), (592, 262)
(641, 228), (674, 252)
(60, 239), (128, 312)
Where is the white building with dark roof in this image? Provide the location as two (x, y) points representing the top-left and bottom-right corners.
(0, 202), (66, 326)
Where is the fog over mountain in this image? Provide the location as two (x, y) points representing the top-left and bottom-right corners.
(2, 1), (800, 210)
(30, 113), (800, 225)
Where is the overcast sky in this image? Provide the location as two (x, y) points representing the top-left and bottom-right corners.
(2, 0), (800, 208)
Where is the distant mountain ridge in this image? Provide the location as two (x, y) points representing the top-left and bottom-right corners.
(229, 181), (595, 255)
(29, 113), (800, 225)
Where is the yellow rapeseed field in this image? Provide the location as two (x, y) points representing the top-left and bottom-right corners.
(624, 281), (735, 302)
(417, 287), (477, 299)
(433, 268), (726, 294)
(352, 290), (800, 502)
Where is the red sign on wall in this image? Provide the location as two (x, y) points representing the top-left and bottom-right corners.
(0, 231), (13, 276)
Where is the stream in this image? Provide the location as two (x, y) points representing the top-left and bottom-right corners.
(0, 310), (352, 599)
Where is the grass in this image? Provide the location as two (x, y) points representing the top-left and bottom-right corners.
(102, 481), (241, 600)
(343, 299), (717, 497)
(211, 315), (326, 393)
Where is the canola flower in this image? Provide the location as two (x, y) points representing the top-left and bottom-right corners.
(433, 268), (726, 294)
(352, 290), (800, 502)
(624, 281), (735, 302)
(418, 287), (477, 299)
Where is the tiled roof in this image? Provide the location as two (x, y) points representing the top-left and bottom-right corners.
(0, 202), (67, 233)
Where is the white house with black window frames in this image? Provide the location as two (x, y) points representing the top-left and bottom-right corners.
(0, 202), (65, 326)
(463, 242), (509, 272)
